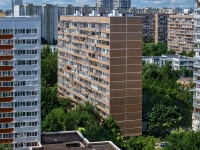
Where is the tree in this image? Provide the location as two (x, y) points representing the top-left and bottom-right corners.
(164, 129), (200, 150)
(180, 50), (187, 56)
(126, 136), (157, 150)
(166, 49), (176, 54)
(41, 85), (58, 119)
(179, 50), (194, 58)
(41, 37), (48, 45)
(142, 42), (167, 56)
(41, 45), (51, 59)
(142, 63), (193, 129)
(148, 102), (182, 136)
(41, 51), (58, 86)
(0, 143), (12, 150)
(42, 108), (66, 132)
(58, 98), (71, 112)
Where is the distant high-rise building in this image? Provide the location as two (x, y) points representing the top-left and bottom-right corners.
(14, 3), (58, 45)
(95, 0), (131, 13)
(58, 14), (143, 137)
(168, 15), (194, 54)
(12, 0), (23, 15)
(113, 0), (131, 9)
(95, 0), (113, 12)
(135, 14), (168, 43)
(0, 16), (41, 149)
(193, 0), (200, 131)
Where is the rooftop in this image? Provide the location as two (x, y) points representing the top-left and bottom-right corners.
(177, 77), (192, 82)
(30, 131), (120, 150)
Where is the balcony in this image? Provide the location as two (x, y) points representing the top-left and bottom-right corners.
(193, 119), (200, 127)
(194, 63), (200, 68)
(194, 101), (200, 109)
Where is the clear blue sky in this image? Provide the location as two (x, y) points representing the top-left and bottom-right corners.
(0, 0), (194, 10)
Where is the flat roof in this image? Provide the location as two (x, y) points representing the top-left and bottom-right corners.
(32, 131), (120, 150)
(177, 77), (192, 82)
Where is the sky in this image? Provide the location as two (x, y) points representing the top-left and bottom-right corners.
(0, 0), (194, 10)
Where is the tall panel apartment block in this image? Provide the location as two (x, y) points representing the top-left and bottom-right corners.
(0, 17), (41, 149)
(193, 0), (200, 131)
(58, 16), (142, 137)
(135, 14), (168, 43)
(168, 15), (194, 54)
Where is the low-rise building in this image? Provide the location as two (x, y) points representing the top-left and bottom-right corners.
(30, 131), (120, 150)
(177, 77), (193, 87)
(143, 55), (194, 70)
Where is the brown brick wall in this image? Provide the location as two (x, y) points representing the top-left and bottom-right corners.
(109, 17), (142, 137)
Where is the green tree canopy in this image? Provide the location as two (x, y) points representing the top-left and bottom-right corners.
(148, 103), (182, 136)
(126, 136), (157, 150)
(42, 108), (66, 132)
(164, 129), (200, 150)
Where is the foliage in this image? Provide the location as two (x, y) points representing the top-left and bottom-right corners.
(41, 85), (58, 119)
(41, 102), (124, 148)
(41, 46), (60, 119)
(0, 143), (12, 150)
(180, 67), (193, 78)
(166, 49), (176, 54)
(41, 37), (48, 45)
(148, 103), (182, 136)
(126, 136), (157, 150)
(164, 129), (200, 150)
(180, 50), (194, 58)
(143, 42), (167, 56)
(41, 46), (58, 86)
(142, 63), (193, 127)
(42, 108), (66, 132)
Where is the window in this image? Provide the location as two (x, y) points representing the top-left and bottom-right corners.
(15, 29), (37, 34)
(0, 82), (13, 87)
(0, 102), (13, 108)
(0, 61), (13, 66)
(15, 39), (38, 45)
(15, 60), (37, 65)
(0, 29), (13, 34)
(15, 111), (37, 117)
(0, 50), (13, 55)
(15, 91), (37, 97)
(0, 92), (13, 98)
(15, 101), (37, 107)
(0, 40), (13, 45)
(0, 134), (13, 139)
(0, 71), (13, 76)
(0, 123), (13, 128)
(17, 70), (37, 76)
(0, 113), (13, 118)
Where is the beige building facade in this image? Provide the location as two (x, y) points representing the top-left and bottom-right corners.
(168, 15), (194, 54)
(57, 16), (143, 137)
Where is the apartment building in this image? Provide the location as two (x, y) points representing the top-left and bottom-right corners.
(0, 16), (41, 149)
(95, 0), (131, 13)
(14, 2), (58, 45)
(58, 15), (143, 137)
(135, 14), (168, 43)
(143, 55), (194, 70)
(12, 0), (23, 15)
(193, 0), (200, 131)
(168, 15), (194, 54)
(58, 5), (94, 16)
